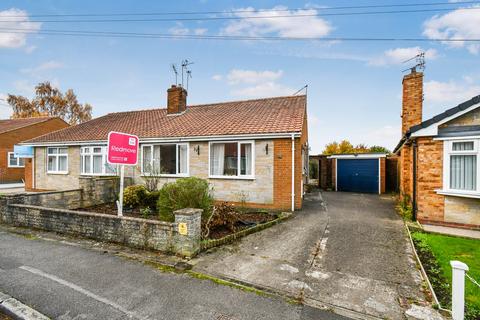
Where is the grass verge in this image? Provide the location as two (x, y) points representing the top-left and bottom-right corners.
(411, 231), (480, 319)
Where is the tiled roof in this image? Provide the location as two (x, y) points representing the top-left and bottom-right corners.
(0, 117), (58, 135)
(26, 95), (306, 143)
(393, 94), (480, 153)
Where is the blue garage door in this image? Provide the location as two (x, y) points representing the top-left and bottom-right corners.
(337, 159), (379, 193)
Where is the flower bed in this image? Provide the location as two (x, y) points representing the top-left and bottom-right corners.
(201, 212), (292, 250)
(411, 231), (480, 320)
(76, 203), (285, 241)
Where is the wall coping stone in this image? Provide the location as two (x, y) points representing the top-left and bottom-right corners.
(7, 203), (174, 227)
(1, 188), (82, 197)
(174, 208), (203, 216)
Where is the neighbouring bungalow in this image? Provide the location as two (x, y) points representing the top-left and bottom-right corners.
(0, 117), (69, 184)
(394, 69), (480, 229)
(22, 85), (309, 211)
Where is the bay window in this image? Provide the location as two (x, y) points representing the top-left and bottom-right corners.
(8, 152), (25, 168)
(81, 146), (117, 175)
(47, 147), (68, 173)
(209, 141), (254, 178)
(442, 139), (480, 196)
(141, 143), (188, 176)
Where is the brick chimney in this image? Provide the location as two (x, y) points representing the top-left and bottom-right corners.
(401, 70), (423, 135)
(167, 85), (187, 114)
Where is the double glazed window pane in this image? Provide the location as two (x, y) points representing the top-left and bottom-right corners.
(160, 145), (176, 174)
(143, 144), (187, 175)
(178, 145), (188, 174)
(240, 143), (252, 175)
(210, 142), (253, 177)
(9, 153), (16, 166)
(143, 146), (152, 173)
(58, 156), (68, 171)
(48, 156), (56, 171)
(450, 155), (477, 191)
(81, 146), (114, 175)
(93, 155), (103, 173)
(452, 142), (474, 151)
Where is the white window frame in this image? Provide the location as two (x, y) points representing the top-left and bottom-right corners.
(46, 147), (69, 174)
(7, 152), (25, 168)
(208, 140), (255, 180)
(80, 146), (117, 176)
(439, 138), (480, 198)
(141, 143), (189, 177)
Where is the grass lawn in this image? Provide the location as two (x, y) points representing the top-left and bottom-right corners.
(412, 232), (480, 309)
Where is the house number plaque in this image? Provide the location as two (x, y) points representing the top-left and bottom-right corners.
(178, 223), (188, 235)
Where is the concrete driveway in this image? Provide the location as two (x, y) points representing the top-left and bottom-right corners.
(193, 192), (428, 319)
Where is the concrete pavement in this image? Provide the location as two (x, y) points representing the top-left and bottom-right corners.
(193, 192), (430, 320)
(0, 227), (348, 320)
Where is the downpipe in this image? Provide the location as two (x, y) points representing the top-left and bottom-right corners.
(412, 139), (417, 222)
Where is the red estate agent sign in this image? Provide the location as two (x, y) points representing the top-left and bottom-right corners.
(107, 131), (139, 166)
(107, 131), (139, 217)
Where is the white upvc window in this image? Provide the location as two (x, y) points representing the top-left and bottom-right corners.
(7, 152), (25, 168)
(442, 139), (480, 197)
(209, 141), (254, 179)
(47, 147), (68, 174)
(141, 143), (189, 177)
(80, 146), (117, 176)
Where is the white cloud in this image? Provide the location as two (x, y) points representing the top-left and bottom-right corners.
(20, 60), (64, 75)
(423, 5), (480, 54)
(219, 68), (294, 98)
(425, 79), (480, 104)
(0, 93), (12, 119)
(227, 69), (283, 85)
(369, 47), (438, 66)
(361, 125), (401, 151)
(221, 6), (332, 38)
(231, 81), (295, 98)
(0, 8), (41, 48)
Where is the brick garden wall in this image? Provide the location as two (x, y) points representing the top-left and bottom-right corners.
(2, 204), (175, 251)
(0, 176), (129, 210)
(0, 185), (202, 256)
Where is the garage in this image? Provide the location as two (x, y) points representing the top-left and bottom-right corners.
(328, 154), (387, 194)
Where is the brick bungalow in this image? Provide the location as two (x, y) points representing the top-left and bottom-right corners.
(394, 69), (480, 229)
(22, 86), (309, 211)
(0, 117), (69, 184)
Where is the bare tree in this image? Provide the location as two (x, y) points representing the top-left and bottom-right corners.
(7, 82), (92, 124)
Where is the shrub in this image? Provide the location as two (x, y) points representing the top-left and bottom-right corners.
(143, 191), (160, 210)
(396, 193), (413, 221)
(202, 202), (239, 238)
(140, 207), (152, 219)
(123, 185), (148, 208)
(157, 177), (213, 223)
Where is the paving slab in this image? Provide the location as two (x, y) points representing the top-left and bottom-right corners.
(193, 192), (432, 320)
(422, 224), (480, 239)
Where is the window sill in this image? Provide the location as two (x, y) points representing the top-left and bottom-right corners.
(208, 175), (255, 181)
(436, 189), (480, 199)
(47, 172), (69, 175)
(80, 173), (117, 177)
(7, 166), (25, 168)
(140, 174), (190, 178)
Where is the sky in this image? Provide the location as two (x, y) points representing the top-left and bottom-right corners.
(1, 0), (480, 154)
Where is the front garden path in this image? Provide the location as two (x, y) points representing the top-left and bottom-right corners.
(193, 192), (433, 320)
